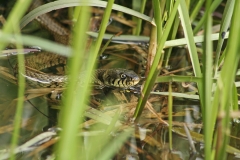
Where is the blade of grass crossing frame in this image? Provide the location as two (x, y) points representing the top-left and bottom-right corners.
(202, 0), (213, 158)
(20, 0), (154, 30)
(213, 0), (235, 77)
(99, 34), (116, 56)
(152, 0), (162, 41)
(164, 15), (180, 67)
(0, 32), (71, 57)
(211, 1), (240, 159)
(86, 109), (122, 160)
(190, 0), (205, 22)
(156, 75), (202, 83)
(216, 57), (240, 159)
(72, 6), (81, 23)
(84, 0), (115, 80)
(134, 0), (180, 120)
(232, 83), (238, 111)
(97, 129), (134, 160)
(215, 86), (232, 160)
(167, 0), (174, 17)
(177, 0), (203, 103)
(3, 2), (29, 158)
(10, 30), (26, 160)
(0, 0), (32, 51)
(56, 7), (91, 160)
(218, 47), (226, 67)
(132, 0), (147, 35)
(168, 82), (173, 150)
(193, 0), (223, 35)
(57, 1), (115, 159)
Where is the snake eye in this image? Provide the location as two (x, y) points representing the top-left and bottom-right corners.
(120, 74), (126, 79)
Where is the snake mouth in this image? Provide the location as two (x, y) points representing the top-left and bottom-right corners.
(132, 76), (140, 85)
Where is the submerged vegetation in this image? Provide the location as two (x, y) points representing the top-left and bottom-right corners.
(0, 0), (240, 159)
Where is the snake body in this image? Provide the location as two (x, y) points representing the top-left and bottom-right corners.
(21, 2), (140, 88)
(23, 67), (140, 88)
(19, 52), (140, 88)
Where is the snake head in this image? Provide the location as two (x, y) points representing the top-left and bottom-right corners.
(103, 69), (140, 88)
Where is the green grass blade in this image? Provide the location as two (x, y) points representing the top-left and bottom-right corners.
(211, 0), (240, 159)
(193, 0), (223, 34)
(134, 0), (180, 120)
(0, 6), (28, 156)
(216, 88), (231, 160)
(232, 83), (238, 111)
(132, 0), (147, 35)
(9, 32), (26, 160)
(97, 129), (134, 160)
(190, 0), (205, 22)
(86, 110), (122, 160)
(56, 6), (91, 160)
(86, 31), (229, 48)
(164, 32), (229, 48)
(56, 0), (114, 158)
(91, 0), (115, 65)
(84, 108), (121, 126)
(213, 0), (235, 77)
(0, 0), (32, 51)
(156, 75), (202, 83)
(0, 31), (71, 57)
(146, 0), (162, 74)
(20, 0), (154, 30)
(177, 1), (201, 79)
(152, 0), (163, 41)
(168, 82), (173, 150)
(151, 92), (199, 100)
(164, 14), (180, 67)
(86, 32), (150, 42)
(177, 0), (203, 102)
(202, 0), (213, 158)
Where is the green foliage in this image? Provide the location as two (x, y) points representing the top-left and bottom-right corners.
(1, 0), (240, 159)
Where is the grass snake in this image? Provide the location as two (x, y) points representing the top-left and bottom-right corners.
(19, 1), (140, 89)
(16, 52), (140, 89)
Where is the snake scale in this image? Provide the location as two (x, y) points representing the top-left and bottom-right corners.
(18, 52), (140, 89)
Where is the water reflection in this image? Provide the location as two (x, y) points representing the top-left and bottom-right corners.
(0, 58), (48, 159)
